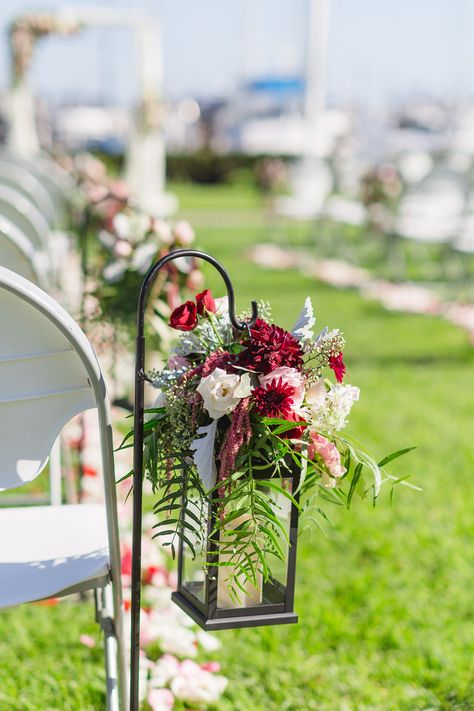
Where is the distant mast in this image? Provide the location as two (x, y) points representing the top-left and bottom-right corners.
(304, 0), (331, 158)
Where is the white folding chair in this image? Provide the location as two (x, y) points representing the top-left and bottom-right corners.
(0, 220), (63, 504)
(0, 160), (58, 227)
(0, 183), (49, 250)
(0, 266), (127, 710)
(0, 151), (73, 227)
(0, 216), (49, 289)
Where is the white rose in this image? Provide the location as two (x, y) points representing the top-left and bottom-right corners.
(196, 368), (247, 420)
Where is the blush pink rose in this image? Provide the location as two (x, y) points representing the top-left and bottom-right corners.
(308, 432), (346, 488)
(259, 367), (305, 410)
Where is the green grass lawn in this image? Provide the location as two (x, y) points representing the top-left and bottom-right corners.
(1, 180), (473, 710)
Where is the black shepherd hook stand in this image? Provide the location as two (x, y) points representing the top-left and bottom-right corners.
(130, 249), (258, 711)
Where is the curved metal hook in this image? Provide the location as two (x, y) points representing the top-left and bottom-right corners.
(136, 248), (259, 335)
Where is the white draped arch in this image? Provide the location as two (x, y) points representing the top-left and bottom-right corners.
(7, 7), (176, 216)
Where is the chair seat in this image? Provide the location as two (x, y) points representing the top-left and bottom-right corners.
(0, 503), (109, 609)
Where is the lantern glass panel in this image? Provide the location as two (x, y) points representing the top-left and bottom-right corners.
(216, 475), (293, 610)
(181, 499), (207, 605)
(262, 476), (293, 594)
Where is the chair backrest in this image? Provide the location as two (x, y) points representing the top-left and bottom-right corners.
(0, 152), (72, 226)
(0, 266), (106, 492)
(0, 161), (57, 226)
(0, 217), (49, 289)
(0, 267), (123, 642)
(0, 184), (49, 250)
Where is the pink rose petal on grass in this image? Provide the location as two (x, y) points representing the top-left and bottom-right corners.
(79, 634), (96, 648)
(147, 688), (174, 711)
(200, 661), (221, 673)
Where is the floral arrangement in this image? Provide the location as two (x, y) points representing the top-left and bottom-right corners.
(87, 198), (202, 337)
(137, 291), (413, 601)
(9, 12), (82, 84)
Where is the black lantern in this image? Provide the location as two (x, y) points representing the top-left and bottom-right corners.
(130, 250), (300, 711)
(172, 464), (300, 630)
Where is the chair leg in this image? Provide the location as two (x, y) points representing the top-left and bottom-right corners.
(97, 585), (127, 711)
(49, 437), (62, 506)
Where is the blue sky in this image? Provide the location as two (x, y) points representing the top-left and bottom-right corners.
(0, 0), (473, 106)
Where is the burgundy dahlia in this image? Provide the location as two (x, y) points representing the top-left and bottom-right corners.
(238, 319), (304, 374)
(252, 378), (296, 418)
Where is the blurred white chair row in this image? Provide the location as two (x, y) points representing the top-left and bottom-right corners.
(0, 151), (82, 311)
(276, 152), (474, 260)
(0, 153), (126, 709)
(0, 151), (81, 506)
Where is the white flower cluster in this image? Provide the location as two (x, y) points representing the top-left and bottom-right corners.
(306, 381), (360, 433)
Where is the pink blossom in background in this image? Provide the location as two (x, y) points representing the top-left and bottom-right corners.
(152, 218), (173, 245)
(147, 687), (174, 711)
(187, 268), (205, 291)
(108, 180), (130, 200)
(113, 239), (133, 258)
(200, 661), (221, 673)
(173, 221), (195, 246)
(166, 282), (181, 310)
(170, 659), (228, 704)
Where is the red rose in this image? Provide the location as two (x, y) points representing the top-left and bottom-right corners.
(329, 352), (346, 383)
(169, 301), (198, 331)
(196, 289), (216, 315)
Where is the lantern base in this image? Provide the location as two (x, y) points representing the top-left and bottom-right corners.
(171, 591), (298, 631)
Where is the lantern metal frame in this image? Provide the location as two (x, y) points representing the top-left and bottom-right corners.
(130, 249), (300, 711)
(171, 462), (300, 631)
